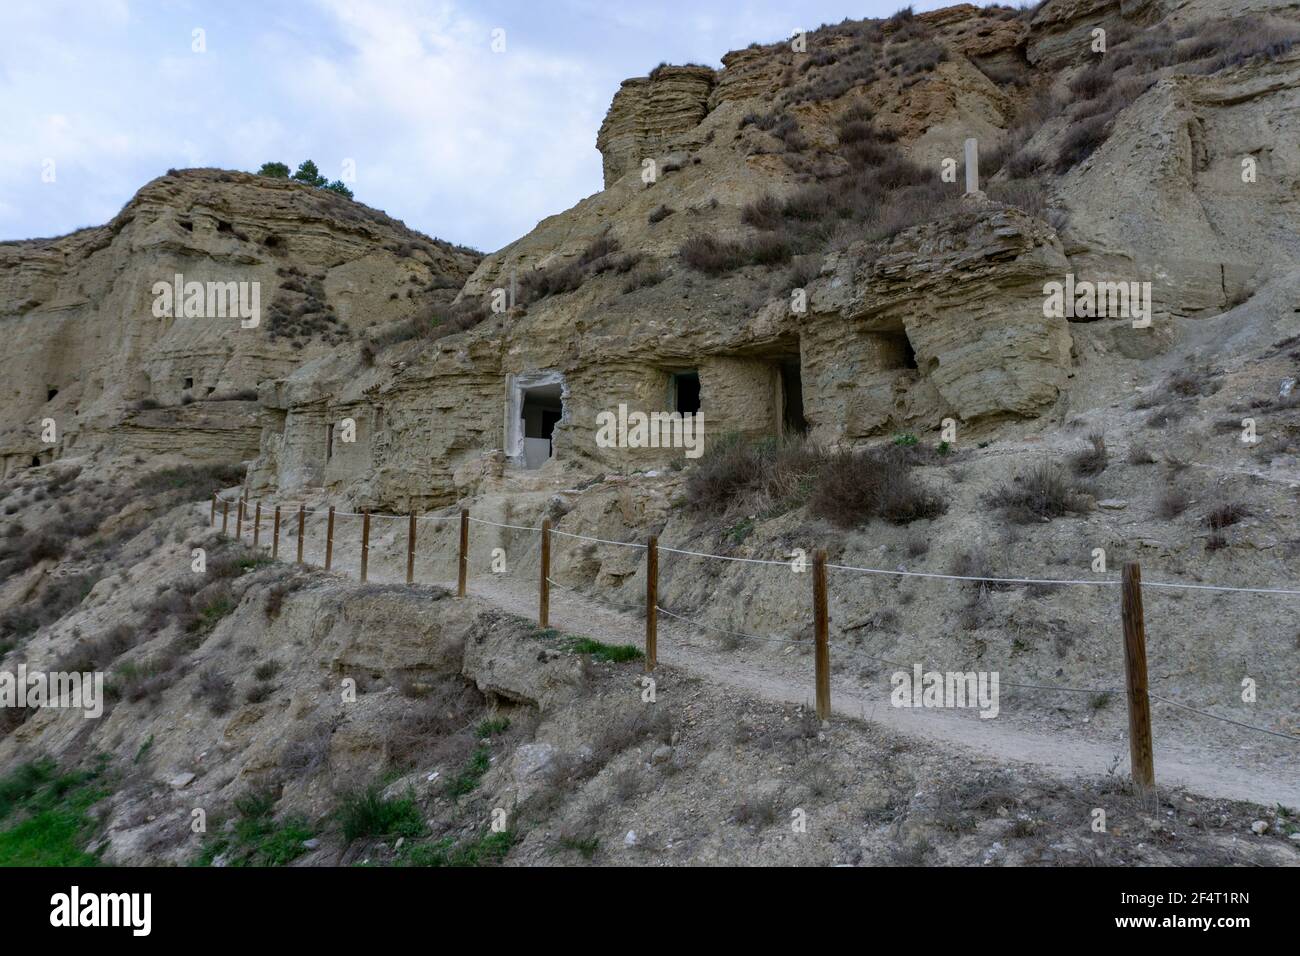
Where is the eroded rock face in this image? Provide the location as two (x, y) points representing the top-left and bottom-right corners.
(8, 1), (1300, 511)
(1025, 0), (1125, 69)
(596, 66), (716, 187)
(0, 169), (479, 477)
(1059, 53), (1300, 315)
(811, 201), (1073, 428)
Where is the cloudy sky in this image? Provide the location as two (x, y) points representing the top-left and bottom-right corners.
(0, 0), (955, 252)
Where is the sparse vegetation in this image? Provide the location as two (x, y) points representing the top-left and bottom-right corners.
(337, 786), (425, 842)
(687, 435), (946, 526)
(1156, 487), (1191, 520)
(563, 636), (643, 663)
(257, 159), (354, 199)
(1071, 431), (1108, 476)
(401, 829), (515, 867)
(446, 744), (492, 797)
(1205, 502), (1249, 530)
(196, 789), (313, 866)
(0, 758), (108, 866)
(809, 447), (948, 527)
(986, 463), (1090, 523)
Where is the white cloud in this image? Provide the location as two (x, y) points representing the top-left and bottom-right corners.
(0, 0), (953, 248)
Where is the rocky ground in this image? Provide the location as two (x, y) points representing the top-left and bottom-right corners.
(0, 468), (1295, 866)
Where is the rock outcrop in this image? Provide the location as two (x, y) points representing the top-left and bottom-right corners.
(4, 1), (1300, 512)
(596, 65), (716, 187)
(0, 169), (480, 477)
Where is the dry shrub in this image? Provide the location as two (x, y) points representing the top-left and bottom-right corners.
(1156, 487), (1191, 520)
(1054, 115), (1111, 173)
(1071, 431), (1108, 476)
(57, 624), (135, 674)
(383, 677), (485, 769)
(1205, 502), (1249, 531)
(679, 234), (747, 275)
(809, 447), (948, 526)
(194, 666), (234, 716)
(741, 196), (783, 230)
(986, 463), (1090, 523)
(591, 707), (673, 765)
(686, 435), (822, 517)
(280, 722), (334, 778)
(678, 232), (793, 275)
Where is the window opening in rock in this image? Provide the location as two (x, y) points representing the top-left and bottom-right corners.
(671, 371), (701, 415)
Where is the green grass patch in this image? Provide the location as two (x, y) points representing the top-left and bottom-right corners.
(401, 829), (515, 867)
(194, 788), (313, 867)
(337, 786), (425, 843)
(446, 744), (492, 797)
(0, 758), (108, 866)
(562, 636), (644, 664)
(476, 717), (510, 739)
(189, 596), (235, 634)
(726, 516), (755, 544)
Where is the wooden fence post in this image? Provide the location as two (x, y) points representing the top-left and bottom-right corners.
(539, 518), (551, 628)
(221, 500), (229, 534)
(253, 503), (261, 549)
(813, 548), (830, 722)
(1121, 562), (1156, 793)
(236, 498), (244, 539)
(457, 509), (469, 597)
(210, 494), (217, 527)
(325, 506), (335, 571)
(296, 506), (305, 564)
(360, 509), (371, 582)
(406, 511), (417, 585)
(272, 506), (281, 559)
(645, 535), (658, 671)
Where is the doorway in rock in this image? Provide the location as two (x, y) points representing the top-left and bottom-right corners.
(671, 371), (701, 415)
(519, 381), (563, 469)
(780, 360), (807, 435)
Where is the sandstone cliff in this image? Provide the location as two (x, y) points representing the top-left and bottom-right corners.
(222, 0), (1300, 510)
(0, 169), (480, 477)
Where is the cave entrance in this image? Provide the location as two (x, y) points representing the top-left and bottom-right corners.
(508, 372), (565, 470)
(670, 371), (701, 415)
(780, 360), (807, 435)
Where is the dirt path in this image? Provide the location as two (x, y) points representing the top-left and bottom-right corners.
(463, 574), (1300, 807)
(218, 505), (1300, 808)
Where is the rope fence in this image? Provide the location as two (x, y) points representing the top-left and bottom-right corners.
(209, 491), (1300, 786)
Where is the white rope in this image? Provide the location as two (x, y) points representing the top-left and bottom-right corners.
(1148, 693), (1300, 742)
(206, 512), (1299, 744)
(827, 561), (1116, 587)
(213, 503), (1300, 594)
(657, 545), (789, 566)
(828, 560), (1300, 596)
(656, 605), (810, 646)
(1143, 580), (1300, 596)
(466, 516), (539, 533)
(550, 528), (647, 549)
